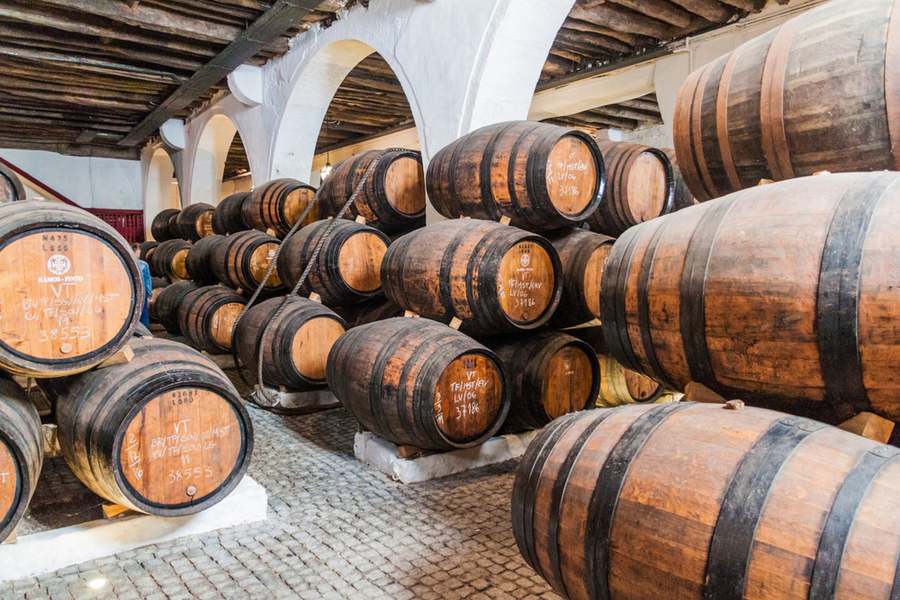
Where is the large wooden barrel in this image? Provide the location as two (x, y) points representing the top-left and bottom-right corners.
(426, 122), (604, 232)
(150, 208), (181, 242)
(242, 179), (318, 238)
(277, 220), (390, 306)
(46, 338), (252, 517)
(185, 234), (225, 286)
(319, 149), (426, 235)
(487, 332), (599, 430)
(664, 149), (699, 211)
(382, 220), (562, 334)
(176, 203), (215, 242)
(153, 280), (199, 334)
(597, 353), (666, 407)
(585, 141), (674, 237)
(674, 0), (900, 201)
(212, 192), (250, 235)
(138, 241), (159, 264)
(234, 297), (348, 391)
(601, 171), (900, 423)
(0, 375), (42, 542)
(0, 200), (143, 377)
(545, 228), (614, 328)
(146, 276), (169, 322)
(513, 402), (900, 600)
(178, 286), (246, 354)
(149, 239), (191, 282)
(212, 230), (282, 293)
(327, 318), (509, 450)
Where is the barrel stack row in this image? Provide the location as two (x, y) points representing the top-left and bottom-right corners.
(514, 0), (900, 598)
(0, 200), (253, 541)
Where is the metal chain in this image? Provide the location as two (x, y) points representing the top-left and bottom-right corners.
(234, 148), (407, 414)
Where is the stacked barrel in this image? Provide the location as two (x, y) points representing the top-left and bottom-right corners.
(0, 200), (252, 535)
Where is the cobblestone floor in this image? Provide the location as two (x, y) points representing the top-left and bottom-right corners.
(0, 401), (559, 600)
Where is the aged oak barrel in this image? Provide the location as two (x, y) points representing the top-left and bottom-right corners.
(185, 234), (225, 286)
(212, 230), (282, 293)
(0, 375), (41, 542)
(673, 0), (900, 201)
(426, 122), (604, 232)
(176, 203), (215, 242)
(487, 331), (599, 430)
(242, 179), (318, 238)
(178, 286), (246, 354)
(277, 220), (390, 306)
(545, 228), (614, 328)
(211, 192), (250, 235)
(234, 297), (348, 391)
(45, 338), (252, 517)
(152, 280), (199, 334)
(139, 240), (159, 264)
(0, 200), (144, 377)
(597, 353), (666, 407)
(382, 220), (562, 334)
(319, 149), (426, 235)
(664, 148), (699, 211)
(513, 402), (900, 600)
(333, 295), (405, 328)
(327, 318), (509, 450)
(601, 171), (900, 423)
(585, 141), (674, 237)
(149, 239), (191, 282)
(146, 276), (169, 322)
(150, 208), (181, 242)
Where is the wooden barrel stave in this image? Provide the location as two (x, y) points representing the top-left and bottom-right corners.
(149, 239), (192, 281)
(185, 235), (225, 286)
(146, 276), (169, 322)
(319, 149), (426, 235)
(487, 331), (600, 430)
(153, 280), (199, 334)
(327, 318), (510, 450)
(0, 375), (42, 541)
(381, 219), (562, 334)
(600, 171), (900, 423)
(213, 230), (283, 293)
(178, 286), (246, 353)
(45, 338), (252, 516)
(150, 208), (181, 242)
(176, 203), (215, 242)
(277, 220), (390, 306)
(0, 200), (143, 377)
(234, 296), (348, 390)
(426, 122), (604, 232)
(242, 179), (318, 238)
(597, 353), (666, 407)
(545, 227), (614, 327)
(513, 402), (900, 600)
(212, 192), (250, 235)
(332, 295), (405, 328)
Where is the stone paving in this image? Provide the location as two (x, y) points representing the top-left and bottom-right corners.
(0, 401), (560, 600)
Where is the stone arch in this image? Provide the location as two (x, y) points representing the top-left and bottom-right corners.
(189, 113), (241, 205)
(143, 147), (180, 239)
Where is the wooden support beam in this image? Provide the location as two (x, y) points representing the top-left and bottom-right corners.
(120, 0), (325, 147)
(569, 3), (672, 39)
(590, 104), (664, 123)
(562, 19), (637, 45)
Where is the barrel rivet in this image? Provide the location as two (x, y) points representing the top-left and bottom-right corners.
(186, 485), (197, 496)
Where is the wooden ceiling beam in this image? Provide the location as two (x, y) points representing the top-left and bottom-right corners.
(569, 4), (671, 39)
(120, 0), (325, 147)
(590, 104), (664, 123)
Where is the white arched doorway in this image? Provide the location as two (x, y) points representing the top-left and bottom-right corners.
(143, 148), (180, 239)
(190, 114), (240, 205)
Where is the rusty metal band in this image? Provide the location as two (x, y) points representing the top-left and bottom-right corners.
(716, 49), (744, 192)
(691, 63), (721, 199)
(674, 68), (714, 201)
(759, 18), (801, 182)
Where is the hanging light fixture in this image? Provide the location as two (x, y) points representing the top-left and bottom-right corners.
(320, 152), (333, 181)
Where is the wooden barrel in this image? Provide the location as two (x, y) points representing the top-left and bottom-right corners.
(46, 338), (252, 517)
(513, 402), (900, 600)
(382, 220), (562, 334)
(146, 276), (169, 322)
(333, 295), (405, 328)
(234, 297), (348, 390)
(149, 239), (191, 281)
(176, 203), (215, 242)
(0, 200), (143, 377)
(545, 228), (614, 328)
(212, 230), (283, 293)
(185, 235), (225, 286)
(327, 318), (509, 450)
(178, 286), (246, 354)
(242, 179), (318, 238)
(426, 122), (604, 232)
(319, 149), (426, 235)
(150, 208), (181, 241)
(277, 220), (390, 306)
(152, 280), (199, 334)
(212, 192), (250, 235)
(674, 0), (900, 201)
(597, 353), (665, 407)
(664, 149), (699, 211)
(601, 171), (900, 423)
(139, 241), (159, 264)
(487, 332), (599, 430)
(0, 375), (42, 542)
(585, 141), (674, 237)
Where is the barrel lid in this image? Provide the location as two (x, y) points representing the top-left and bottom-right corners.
(384, 156), (426, 216)
(292, 316), (345, 381)
(542, 344), (596, 419)
(0, 437), (20, 536)
(497, 241), (556, 325)
(583, 244), (613, 319)
(545, 135), (599, 216)
(433, 352), (505, 443)
(339, 231), (387, 293)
